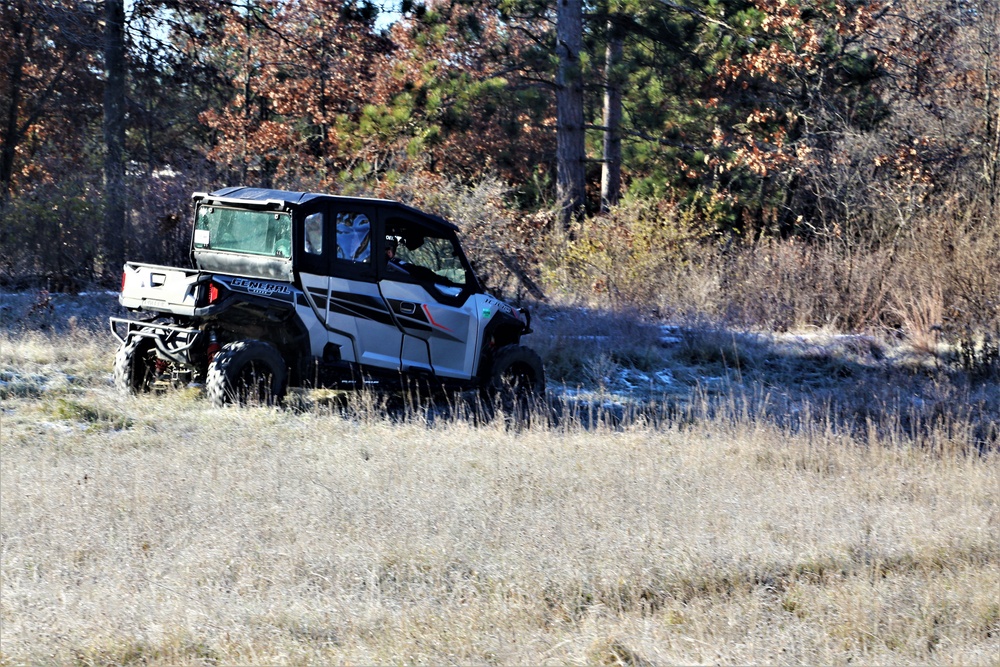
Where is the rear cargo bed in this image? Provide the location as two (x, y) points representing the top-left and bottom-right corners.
(119, 262), (203, 316)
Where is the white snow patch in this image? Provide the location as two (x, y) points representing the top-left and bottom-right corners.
(659, 325), (683, 345)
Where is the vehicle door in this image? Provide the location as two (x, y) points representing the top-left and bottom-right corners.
(294, 203), (333, 358)
(296, 202), (398, 370)
(377, 213), (481, 380)
(324, 204), (403, 371)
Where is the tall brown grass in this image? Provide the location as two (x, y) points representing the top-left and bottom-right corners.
(552, 201), (999, 340)
(1, 331), (997, 665)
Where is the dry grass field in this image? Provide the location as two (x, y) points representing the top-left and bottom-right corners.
(1, 306), (999, 665)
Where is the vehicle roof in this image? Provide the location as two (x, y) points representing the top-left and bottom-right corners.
(199, 186), (459, 232)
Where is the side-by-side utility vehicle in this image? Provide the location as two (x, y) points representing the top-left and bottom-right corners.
(111, 187), (544, 407)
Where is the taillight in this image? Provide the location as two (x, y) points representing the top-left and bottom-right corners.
(121, 271), (127, 292)
(208, 283), (220, 304)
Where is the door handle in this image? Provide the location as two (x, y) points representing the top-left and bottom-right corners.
(400, 302), (416, 314)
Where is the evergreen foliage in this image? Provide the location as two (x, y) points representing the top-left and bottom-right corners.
(1, 0), (997, 333)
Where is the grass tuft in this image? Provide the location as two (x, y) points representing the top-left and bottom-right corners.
(46, 397), (135, 431)
(589, 637), (655, 667)
(72, 634), (219, 667)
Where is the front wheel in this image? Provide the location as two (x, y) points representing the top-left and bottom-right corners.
(206, 340), (287, 408)
(483, 344), (545, 418)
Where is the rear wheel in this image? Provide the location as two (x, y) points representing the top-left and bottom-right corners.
(207, 340), (287, 408)
(113, 337), (155, 394)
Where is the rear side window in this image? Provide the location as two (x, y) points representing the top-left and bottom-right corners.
(194, 206), (291, 258)
(336, 212), (371, 264)
(304, 213), (323, 255)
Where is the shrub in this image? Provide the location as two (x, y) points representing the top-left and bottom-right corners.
(545, 197), (712, 309)
(0, 179), (103, 288)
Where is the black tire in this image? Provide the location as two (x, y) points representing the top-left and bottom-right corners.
(206, 340), (287, 408)
(483, 344), (546, 417)
(113, 337), (155, 395)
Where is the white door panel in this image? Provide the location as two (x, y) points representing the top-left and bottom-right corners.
(328, 277), (401, 372)
(379, 280), (479, 380)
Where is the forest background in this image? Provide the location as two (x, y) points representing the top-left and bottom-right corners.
(1, 0), (998, 340)
(2, 6), (999, 661)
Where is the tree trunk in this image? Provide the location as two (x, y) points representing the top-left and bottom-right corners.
(981, 0), (1000, 214)
(1, 1), (27, 206)
(103, 0), (127, 278)
(600, 18), (623, 211)
(556, 0), (586, 226)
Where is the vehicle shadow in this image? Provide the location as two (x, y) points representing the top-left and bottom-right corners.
(523, 303), (999, 450)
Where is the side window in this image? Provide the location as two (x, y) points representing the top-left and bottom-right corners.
(406, 236), (467, 287)
(304, 213), (323, 255)
(336, 212), (372, 264)
(385, 217), (468, 288)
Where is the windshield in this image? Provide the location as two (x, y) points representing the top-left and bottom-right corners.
(193, 205), (292, 258)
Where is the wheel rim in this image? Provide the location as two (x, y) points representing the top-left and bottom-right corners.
(502, 363), (536, 394)
(233, 360), (276, 405)
(135, 344), (157, 392)
(498, 362), (538, 416)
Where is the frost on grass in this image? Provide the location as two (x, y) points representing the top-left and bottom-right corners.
(2, 397), (998, 665)
(1, 326), (998, 665)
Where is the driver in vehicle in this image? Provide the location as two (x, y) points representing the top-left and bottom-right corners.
(385, 236), (407, 269)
